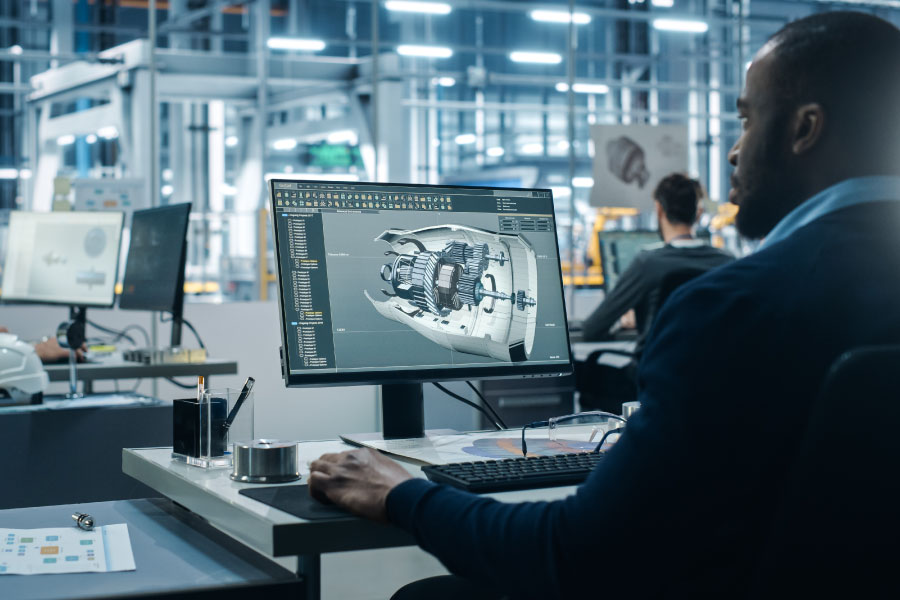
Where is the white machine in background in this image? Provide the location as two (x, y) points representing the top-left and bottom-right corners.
(0, 333), (49, 405)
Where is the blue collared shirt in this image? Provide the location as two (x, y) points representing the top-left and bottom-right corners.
(761, 176), (900, 248)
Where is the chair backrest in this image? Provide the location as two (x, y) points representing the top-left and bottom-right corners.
(749, 345), (900, 596)
(637, 266), (710, 350)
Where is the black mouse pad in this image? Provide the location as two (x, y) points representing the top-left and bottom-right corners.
(239, 485), (356, 521)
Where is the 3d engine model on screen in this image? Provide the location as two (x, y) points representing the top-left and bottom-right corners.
(364, 225), (538, 362)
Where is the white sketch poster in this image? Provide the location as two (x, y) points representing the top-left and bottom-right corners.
(589, 124), (689, 211)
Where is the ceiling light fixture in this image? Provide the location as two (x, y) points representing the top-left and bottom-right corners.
(510, 51), (563, 65)
(556, 82), (610, 94)
(385, 1), (452, 15)
(327, 130), (358, 144)
(572, 177), (594, 188)
(397, 45), (453, 58)
(272, 138), (298, 151)
(652, 18), (709, 33)
(529, 10), (591, 25)
(267, 37), (326, 51)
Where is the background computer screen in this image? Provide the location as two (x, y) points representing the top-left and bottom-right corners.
(271, 180), (572, 386)
(119, 203), (191, 312)
(1, 210), (124, 307)
(598, 231), (662, 291)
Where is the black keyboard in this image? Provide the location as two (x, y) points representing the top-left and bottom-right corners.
(422, 453), (605, 493)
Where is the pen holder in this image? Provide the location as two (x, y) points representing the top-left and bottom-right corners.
(212, 387), (255, 449)
(171, 388), (254, 468)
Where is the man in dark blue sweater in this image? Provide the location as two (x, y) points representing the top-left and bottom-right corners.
(309, 12), (900, 598)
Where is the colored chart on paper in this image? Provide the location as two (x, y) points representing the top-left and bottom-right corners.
(0, 524), (135, 575)
(461, 437), (598, 459)
(348, 427), (619, 465)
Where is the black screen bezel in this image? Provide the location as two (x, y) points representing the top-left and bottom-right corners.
(270, 178), (573, 388)
(118, 203), (192, 313)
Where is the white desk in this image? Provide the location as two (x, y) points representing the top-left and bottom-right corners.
(123, 443), (576, 599)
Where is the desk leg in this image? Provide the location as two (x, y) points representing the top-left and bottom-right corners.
(297, 554), (321, 599)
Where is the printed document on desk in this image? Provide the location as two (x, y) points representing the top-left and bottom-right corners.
(343, 426), (615, 465)
(0, 524), (135, 575)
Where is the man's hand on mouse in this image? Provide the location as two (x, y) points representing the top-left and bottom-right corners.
(308, 448), (413, 522)
(34, 336), (85, 363)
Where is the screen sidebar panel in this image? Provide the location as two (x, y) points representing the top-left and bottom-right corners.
(276, 207), (337, 370)
(271, 180), (572, 385)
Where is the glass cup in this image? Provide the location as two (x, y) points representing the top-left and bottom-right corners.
(172, 386), (254, 468)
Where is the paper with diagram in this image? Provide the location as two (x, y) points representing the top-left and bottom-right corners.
(0, 523), (135, 575)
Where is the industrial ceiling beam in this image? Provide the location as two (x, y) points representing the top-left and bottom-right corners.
(158, 0), (248, 33)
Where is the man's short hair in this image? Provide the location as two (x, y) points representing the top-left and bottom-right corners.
(768, 12), (900, 143)
(653, 173), (702, 226)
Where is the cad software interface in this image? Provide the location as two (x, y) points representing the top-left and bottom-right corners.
(1, 211), (124, 307)
(271, 180), (571, 377)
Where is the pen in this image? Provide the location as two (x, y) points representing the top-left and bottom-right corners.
(197, 375), (204, 402)
(225, 377), (255, 429)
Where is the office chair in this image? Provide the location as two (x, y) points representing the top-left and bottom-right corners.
(577, 267), (710, 413)
(749, 345), (900, 596)
(641, 266), (710, 348)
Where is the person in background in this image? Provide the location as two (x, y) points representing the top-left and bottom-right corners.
(581, 173), (734, 344)
(0, 326), (83, 363)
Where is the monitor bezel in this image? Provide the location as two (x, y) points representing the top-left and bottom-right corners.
(0, 210), (125, 309)
(598, 229), (662, 292)
(118, 203), (192, 313)
(269, 178), (574, 388)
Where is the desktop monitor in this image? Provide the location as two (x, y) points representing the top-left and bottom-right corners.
(119, 203), (192, 346)
(1, 210), (124, 307)
(598, 231), (662, 291)
(270, 179), (573, 437)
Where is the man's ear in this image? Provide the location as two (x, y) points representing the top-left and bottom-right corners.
(791, 103), (825, 155)
(654, 199), (664, 221)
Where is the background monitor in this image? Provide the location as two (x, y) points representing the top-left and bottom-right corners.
(1, 210), (124, 307)
(598, 231), (662, 291)
(270, 179), (573, 437)
(119, 203), (191, 346)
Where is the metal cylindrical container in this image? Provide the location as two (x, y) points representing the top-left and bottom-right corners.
(230, 439), (300, 483)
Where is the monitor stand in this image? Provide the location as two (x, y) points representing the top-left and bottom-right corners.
(340, 383), (429, 447)
(381, 383), (425, 439)
(56, 306), (87, 399)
